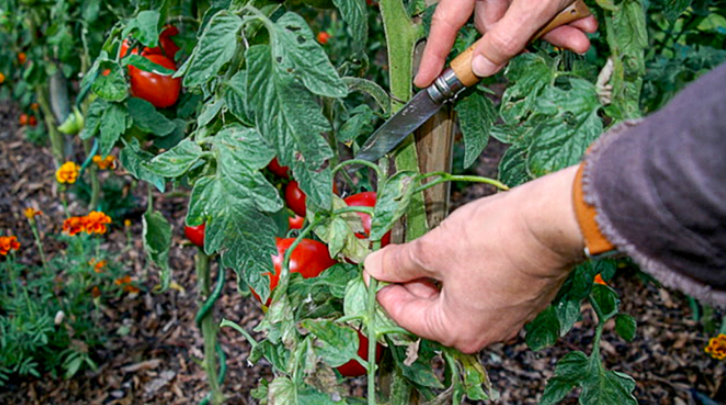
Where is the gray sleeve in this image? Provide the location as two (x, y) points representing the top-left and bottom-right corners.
(582, 62), (726, 306)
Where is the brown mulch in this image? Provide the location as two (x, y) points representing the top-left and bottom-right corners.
(0, 100), (723, 405)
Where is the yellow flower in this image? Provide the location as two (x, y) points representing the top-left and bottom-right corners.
(124, 219), (132, 227)
(705, 334), (726, 360)
(24, 207), (43, 219)
(56, 162), (80, 184)
(85, 211), (112, 235)
(93, 155), (116, 170)
(0, 72), (5, 84)
(0, 236), (20, 256)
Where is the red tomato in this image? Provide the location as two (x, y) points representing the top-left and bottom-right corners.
(285, 181), (338, 217)
(119, 39), (139, 59)
(18, 52), (26, 64)
(184, 223), (205, 248)
(19, 114), (28, 126)
(129, 54), (181, 108)
(317, 32), (331, 45)
(343, 192), (391, 247)
(288, 214), (304, 230)
(28, 116), (37, 127)
(336, 330), (384, 377)
(251, 238), (337, 305)
(268, 157), (290, 179)
(143, 25), (181, 60)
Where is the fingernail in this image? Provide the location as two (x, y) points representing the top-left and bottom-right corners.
(472, 55), (501, 77)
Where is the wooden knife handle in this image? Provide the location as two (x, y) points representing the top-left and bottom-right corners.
(449, 0), (592, 87)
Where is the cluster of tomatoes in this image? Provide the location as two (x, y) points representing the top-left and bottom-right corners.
(18, 103), (39, 127)
(184, 159), (390, 377)
(118, 25), (181, 109)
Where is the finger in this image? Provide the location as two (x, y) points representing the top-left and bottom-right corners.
(364, 241), (435, 284)
(570, 15), (598, 33)
(540, 26), (591, 54)
(475, 0), (510, 33)
(472, 0), (564, 77)
(376, 284), (448, 342)
(414, 0), (477, 88)
(401, 278), (440, 299)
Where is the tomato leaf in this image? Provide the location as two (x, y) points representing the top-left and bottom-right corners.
(99, 102), (131, 157)
(497, 142), (530, 187)
(92, 63), (127, 102)
(524, 305), (560, 351)
(589, 284), (620, 322)
(143, 210), (172, 292)
(122, 54), (175, 75)
(614, 313), (637, 342)
(343, 77), (391, 115)
(540, 351), (589, 405)
(144, 139), (204, 178)
(270, 13), (348, 98)
(197, 98), (224, 127)
(314, 196), (367, 260)
(581, 354), (637, 405)
(128, 97), (176, 136)
(122, 10), (161, 48)
(332, 0), (368, 52)
(181, 11), (243, 87)
(370, 171), (417, 241)
(301, 320), (359, 367)
(119, 138), (166, 192)
(80, 99), (107, 140)
(338, 104), (376, 143)
(554, 299), (581, 337)
(455, 90), (495, 168)
(290, 263), (358, 299)
(500, 53), (557, 125)
(224, 70), (253, 125)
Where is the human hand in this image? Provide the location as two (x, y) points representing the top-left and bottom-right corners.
(414, 0), (599, 88)
(363, 166), (586, 353)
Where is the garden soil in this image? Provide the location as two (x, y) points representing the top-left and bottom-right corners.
(0, 101), (723, 405)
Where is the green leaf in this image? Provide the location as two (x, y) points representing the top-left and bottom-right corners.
(370, 171), (418, 240)
(581, 356), (637, 405)
(590, 284), (620, 322)
(182, 11), (243, 88)
(119, 138), (166, 192)
(343, 276), (368, 321)
(224, 70), (252, 125)
(91, 64), (127, 102)
(122, 54), (175, 75)
(122, 11), (161, 48)
(332, 0), (368, 51)
(290, 263), (358, 299)
(540, 351), (589, 405)
(343, 77), (391, 115)
(99, 103), (131, 157)
(524, 305), (560, 351)
(614, 314), (637, 342)
(128, 97), (176, 136)
(270, 13), (348, 98)
(144, 139), (204, 178)
(554, 299), (581, 337)
(80, 99), (107, 140)
(293, 162), (335, 213)
(268, 376), (296, 404)
(197, 98), (224, 127)
(301, 320), (359, 367)
(338, 104), (375, 143)
(143, 210), (172, 292)
(315, 197), (368, 261)
(500, 53), (557, 124)
(497, 142), (531, 187)
(455, 90), (495, 168)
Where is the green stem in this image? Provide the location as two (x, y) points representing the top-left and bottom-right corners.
(36, 86), (64, 166)
(83, 140), (101, 210)
(196, 252), (225, 405)
(414, 173), (510, 194)
(220, 319), (259, 348)
(366, 246), (380, 404)
(29, 219), (48, 271)
(332, 159), (383, 178)
(6, 254), (19, 299)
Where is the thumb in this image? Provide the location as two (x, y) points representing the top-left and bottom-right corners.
(364, 241), (436, 284)
(471, 0), (563, 77)
(375, 283), (448, 343)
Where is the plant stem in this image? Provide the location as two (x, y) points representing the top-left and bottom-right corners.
(366, 257), (380, 405)
(35, 86), (64, 166)
(414, 173), (510, 194)
(196, 251), (225, 405)
(29, 219), (48, 271)
(83, 140), (101, 210)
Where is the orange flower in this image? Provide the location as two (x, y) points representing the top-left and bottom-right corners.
(85, 211), (112, 235)
(63, 216), (87, 236)
(24, 207), (43, 219)
(18, 52), (26, 64)
(30, 103), (39, 111)
(0, 236), (20, 256)
(594, 274), (607, 285)
(124, 284), (140, 294)
(91, 286), (102, 298)
(114, 275), (139, 294)
(92, 155), (116, 170)
(115, 275), (132, 286)
(124, 219), (132, 228)
(706, 334), (726, 360)
(88, 258), (107, 273)
(0, 72), (5, 84)
(56, 161), (80, 184)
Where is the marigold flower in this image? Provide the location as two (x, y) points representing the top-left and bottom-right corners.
(24, 207), (43, 219)
(115, 275), (132, 286)
(85, 211), (112, 235)
(124, 284), (140, 294)
(92, 155), (116, 170)
(88, 258), (107, 273)
(114, 275), (139, 294)
(0, 236), (20, 256)
(63, 216), (87, 236)
(56, 161), (80, 184)
(0, 72), (5, 84)
(124, 219), (132, 227)
(706, 334), (726, 360)
(594, 274), (607, 285)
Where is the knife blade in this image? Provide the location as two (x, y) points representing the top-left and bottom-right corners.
(355, 0), (591, 163)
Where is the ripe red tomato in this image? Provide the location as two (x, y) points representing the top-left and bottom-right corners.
(28, 116), (37, 127)
(251, 237), (337, 305)
(19, 114), (28, 126)
(285, 181), (307, 217)
(268, 157), (290, 179)
(343, 192), (391, 247)
(288, 214), (304, 230)
(17, 52), (26, 64)
(143, 25), (181, 60)
(119, 39), (139, 59)
(317, 32), (331, 45)
(129, 54), (181, 108)
(336, 330), (384, 377)
(184, 223), (205, 248)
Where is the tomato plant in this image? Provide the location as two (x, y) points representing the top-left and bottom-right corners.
(18, 113), (28, 126)
(344, 191), (391, 247)
(184, 223), (205, 248)
(336, 329), (384, 377)
(284, 180), (307, 217)
(129, 54), (180, 108)
(288, 214), (304, 230)
(317, 31), (331, 45)
(267, 157), (290, 178)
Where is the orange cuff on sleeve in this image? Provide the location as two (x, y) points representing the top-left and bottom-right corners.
(573, 162), (616, 258)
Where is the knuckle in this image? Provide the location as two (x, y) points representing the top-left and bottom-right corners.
(486, 30), (522, 60)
